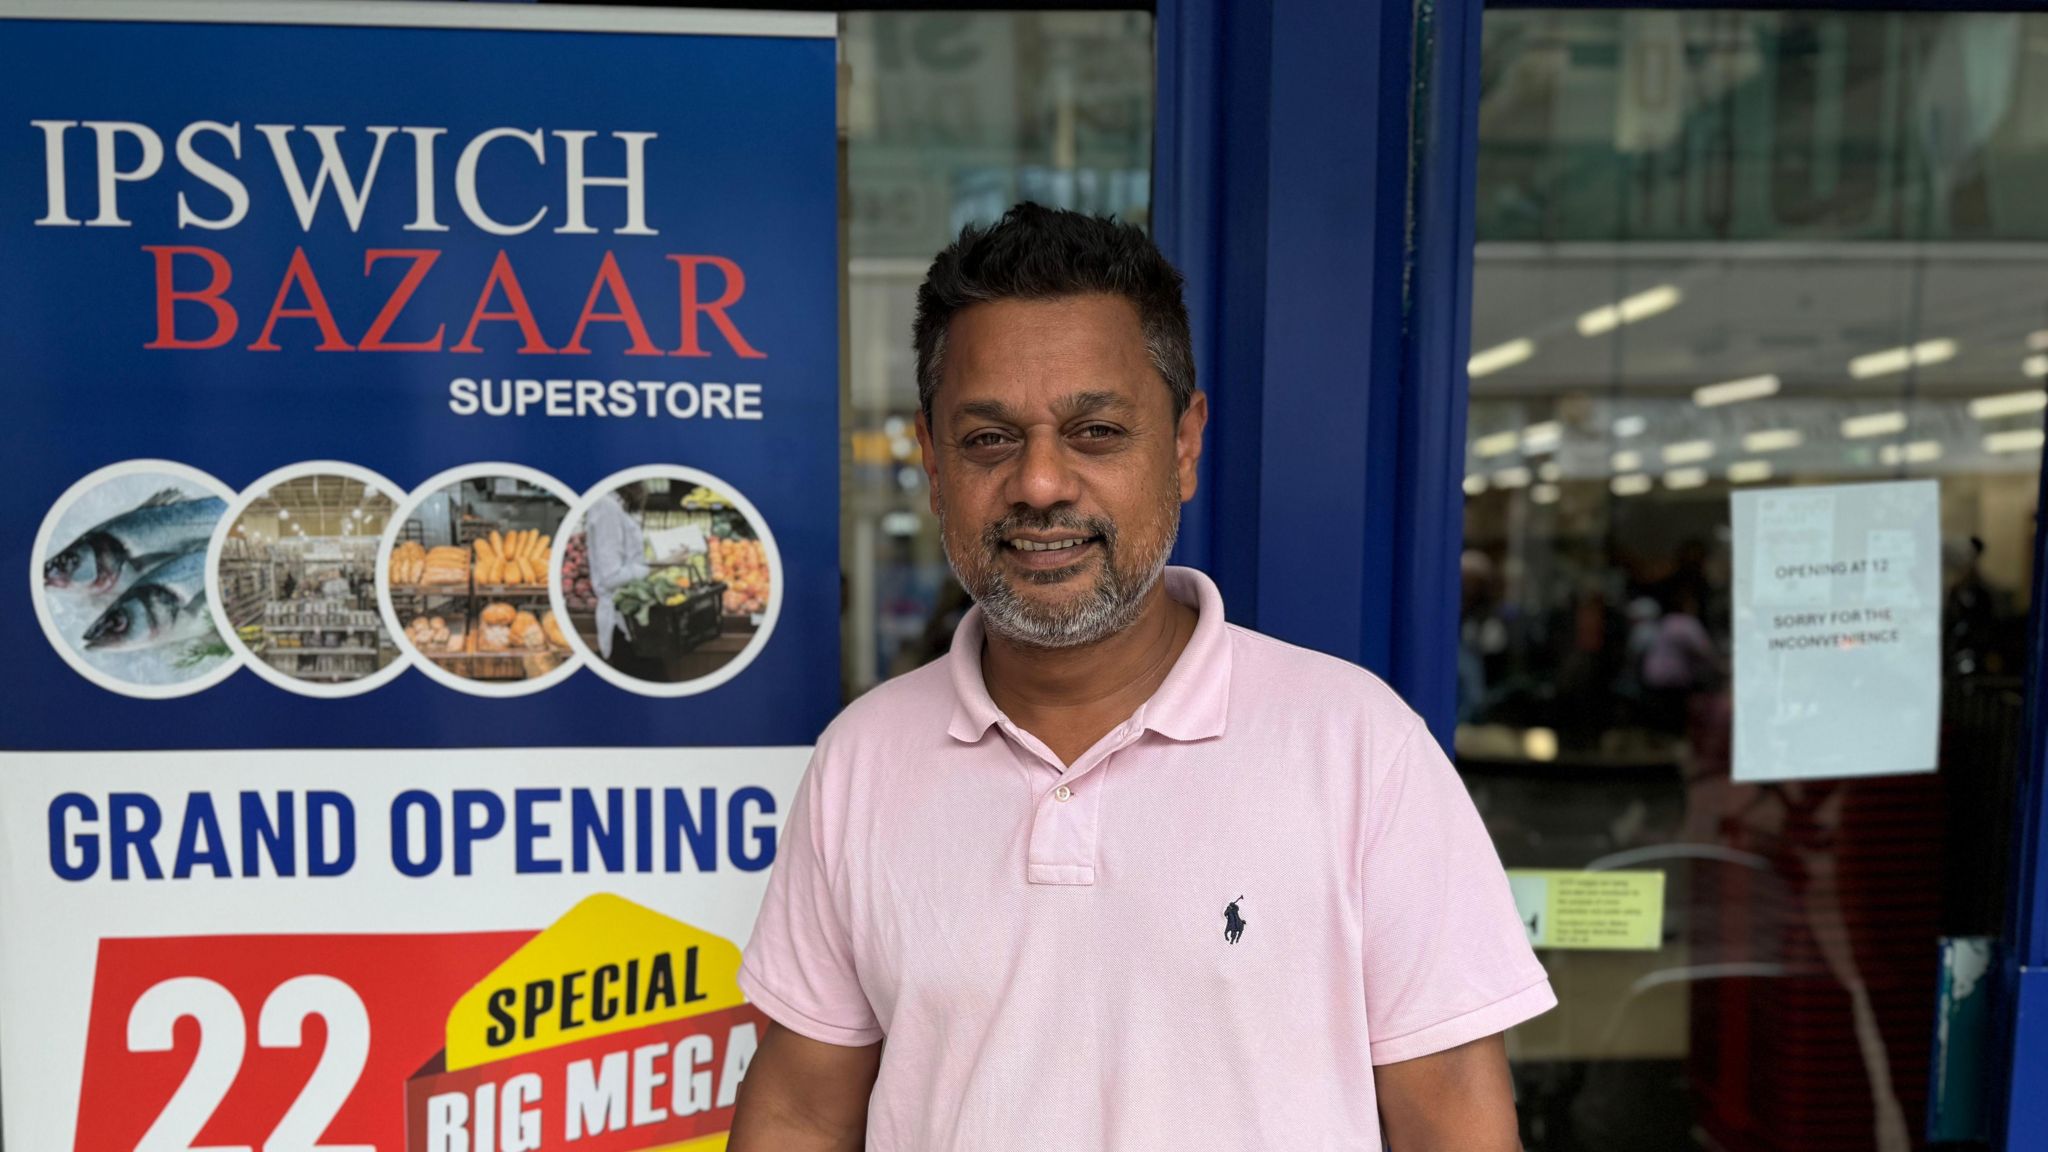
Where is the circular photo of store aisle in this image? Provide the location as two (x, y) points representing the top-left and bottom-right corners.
(209, 466), (405, 697)
(555, 469), (778, 696)
(33, 461), (239, 699)
(379, 466), (579, 697)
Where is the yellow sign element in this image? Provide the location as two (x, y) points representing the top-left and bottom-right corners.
(1507, 870), (1665, 951)
(444, 893), (747, 1070)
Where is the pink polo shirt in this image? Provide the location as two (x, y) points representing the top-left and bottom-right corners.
(739, 566), (1554, 1150)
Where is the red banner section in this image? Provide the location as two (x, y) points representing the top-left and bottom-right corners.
(75, 931), (531, 1151)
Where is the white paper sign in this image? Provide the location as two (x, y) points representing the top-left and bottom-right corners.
(1731, 480), (1941, 783)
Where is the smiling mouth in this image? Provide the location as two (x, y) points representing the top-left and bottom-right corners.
(1006, 535), (1101, 554)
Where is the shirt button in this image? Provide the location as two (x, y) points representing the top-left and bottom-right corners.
(1053, 784), (1073, 803)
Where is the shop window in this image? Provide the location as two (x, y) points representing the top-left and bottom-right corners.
(840, 11), (1155, 697)
(1466, 11), (2047, 1149)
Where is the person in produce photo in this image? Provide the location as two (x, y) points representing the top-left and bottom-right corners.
(730, 204), (1552, 1151)
(582, 480), (665, 680)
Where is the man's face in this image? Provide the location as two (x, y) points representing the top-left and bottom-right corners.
(916, 293), (1206, 648)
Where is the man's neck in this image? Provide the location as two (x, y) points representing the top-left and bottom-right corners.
(981, 579), (1198, 767)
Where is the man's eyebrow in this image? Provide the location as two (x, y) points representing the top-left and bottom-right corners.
(952, 390), (1134, 426)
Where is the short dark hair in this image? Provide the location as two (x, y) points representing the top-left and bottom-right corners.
(913, 203), (1196, 424)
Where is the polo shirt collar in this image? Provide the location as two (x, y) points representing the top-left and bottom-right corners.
(945, 565), (1232, 744)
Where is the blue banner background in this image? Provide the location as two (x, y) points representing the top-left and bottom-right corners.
(0, 17), (840, 749)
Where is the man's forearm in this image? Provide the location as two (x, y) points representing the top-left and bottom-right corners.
(727, 1088), (865, 1152)
(1373, 1032), (1522, 1150)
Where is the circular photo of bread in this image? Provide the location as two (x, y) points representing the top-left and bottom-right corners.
(378, 464), (579, 698)
(553, 466), (781, 697)
(208, 463), (407, 698)
(33, 461), (239, 698)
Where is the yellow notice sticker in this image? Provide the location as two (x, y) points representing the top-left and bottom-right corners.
(1506, 870), (1665, 951)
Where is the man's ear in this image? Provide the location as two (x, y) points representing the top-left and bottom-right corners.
(1176, 391), (1209, 503)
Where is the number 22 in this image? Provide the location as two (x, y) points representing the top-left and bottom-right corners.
(125, 975), (372, 1152)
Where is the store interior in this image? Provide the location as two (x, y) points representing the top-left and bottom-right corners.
(386, 477), (572, 685)
(220, 475), (398, 685)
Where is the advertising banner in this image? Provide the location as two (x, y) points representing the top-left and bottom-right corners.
(0, 4), (838, 1148)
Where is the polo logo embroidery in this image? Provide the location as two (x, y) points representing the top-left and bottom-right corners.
(1223, 896), (1247, 944)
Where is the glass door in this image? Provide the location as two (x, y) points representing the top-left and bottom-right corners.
(1463, 11), (2048, 1150)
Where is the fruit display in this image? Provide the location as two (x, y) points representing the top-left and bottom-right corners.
(612, 569), (692, 627)
(475, 529), (551, 587)
(561, 532), (598, 610)
(710, 536), (769, 616)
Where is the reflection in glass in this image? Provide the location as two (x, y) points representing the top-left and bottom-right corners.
(1469, 11), (2044, 1151)
(841, 12), (1155, 697)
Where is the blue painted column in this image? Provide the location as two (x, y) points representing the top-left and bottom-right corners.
(1155, 0), (1484, 744)
(2001, 423), (2048, 1148)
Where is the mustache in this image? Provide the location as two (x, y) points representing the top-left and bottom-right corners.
(978, 509), (1117, 552)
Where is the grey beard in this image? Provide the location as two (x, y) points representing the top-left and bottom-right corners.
(939, 493), (1180, 651)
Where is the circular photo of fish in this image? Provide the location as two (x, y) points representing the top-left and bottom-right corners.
(32, 460), (241, 698)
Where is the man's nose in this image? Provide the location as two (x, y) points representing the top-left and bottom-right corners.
(1004, 427), (1084, 509)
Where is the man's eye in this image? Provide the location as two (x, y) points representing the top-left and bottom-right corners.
(964, 432), (1011, 449)
(1075, 425), (1121, 440)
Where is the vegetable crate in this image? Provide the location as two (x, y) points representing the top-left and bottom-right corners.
(626, 582), (726, 658)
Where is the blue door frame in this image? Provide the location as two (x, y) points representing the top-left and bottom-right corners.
(1152, 0), (2048, 1145)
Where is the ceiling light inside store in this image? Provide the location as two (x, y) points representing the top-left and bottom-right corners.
(1612, 416), (1647, 439)
(1694, 374), (1781, 408)
(1469, 338), (1535, 378)
(1522, 727), (1559, 761)
(1662, 440), (1715, 465)
(1531, 484), (1560, 505)
(2029, 330), (2048, 352)
(1464, 474), (1487, 496)
(1968, 390), (2048, 420)
(2025, 354), (2048, 379)
(1538, 462), (1562, 483)
(1473, 430), (1520, 458)
(1611, 473), (1652, 497)
(1986, 428), (2047, 455)
(1743, 428), (1804, 454)
(1843, 411), (1909, 439)
(1612, 450), (1643, 472)
(1727, 460), (1774, 484)
(1521, 421), (1563, 454)
(1493, 467), (1532, 490)
(1577, 285), (1682, 337)
(1879, 440), (1944, 466)
(1849, 338), (1956, 380)
(1664, 468), (1709, 490)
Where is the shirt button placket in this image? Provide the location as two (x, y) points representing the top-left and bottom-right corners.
(1024, 727), (1137, 886)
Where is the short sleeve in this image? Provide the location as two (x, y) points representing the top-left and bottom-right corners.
(737, 757), (884, 1048)
(1360, 721), (1555, 1065)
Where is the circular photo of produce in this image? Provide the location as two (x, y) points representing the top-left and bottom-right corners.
(32, 460), (241, 698)
(378, 464), (579, 698)
(553, 466), (781, 697)
(207, 463), (408, 699)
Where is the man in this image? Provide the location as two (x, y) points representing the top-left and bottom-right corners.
(732, 204), (1552, 1150)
